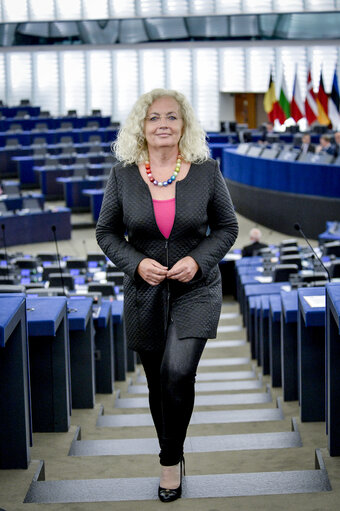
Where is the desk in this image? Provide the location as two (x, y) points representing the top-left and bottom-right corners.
(319, 222), (340, 244)
(244, 282), (289, 331)
(209, 142), (235, 161)
(0, 146), (33, 178)
(111, 299), (133, 381)
(0, 106), (40, 118)
(94, 301), (114, 394)
(240, 273), (272, 321)
(58, 176), (108, 211)
(0, 294), (31, 468)
(298, 287), (326, 422)
(68, 297), (95, 409)
(222, 148), (340, 198)
(0, 208), (71, 247)
(26, 296), (70, 432)
(0, 193), (44, 212)
(326, 283), (340, 455)
(281, 290), (299, 402)
(83, 189), (104, 222)
(34, 166), (73, 199)
(269, 294), (282, 388)
(260, 295), (270, 375)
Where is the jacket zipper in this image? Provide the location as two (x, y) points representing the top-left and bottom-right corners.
(165, 239), (170, 322)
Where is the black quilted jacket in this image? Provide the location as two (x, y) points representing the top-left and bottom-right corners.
(96, 158), (238, 352)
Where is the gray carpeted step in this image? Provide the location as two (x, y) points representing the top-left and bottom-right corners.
(206, 339), (246, 348)
(68, 418), (302, 457)
(136, 369), (257, 383)
(127, 377), (264, 395)
(24, 450), (331, 503)
(220, 312), (240, 320)
(115, 388), (271, 408)
(96, 399), (284, 427)
(217, 325), (243, 333)
(199, 357), (250, 366)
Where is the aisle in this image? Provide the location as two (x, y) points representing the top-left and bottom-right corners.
(2, 298), (339, 510)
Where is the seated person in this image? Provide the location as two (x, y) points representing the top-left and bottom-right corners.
(259, 121), (274, 144)
(242, 228), (268, 257)
(334, 131), (340, 157)
(315, 134), (336, 155)
(299, 133), (315, 155)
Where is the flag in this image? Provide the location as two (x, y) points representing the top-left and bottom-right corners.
(290, 72), (305, 122)
(328, 69), (340, 129)
(277, 75), (290, 123)
(316, 72), (330, 125)
(263, 73), (278, 123)
(305, 69), (318, 125)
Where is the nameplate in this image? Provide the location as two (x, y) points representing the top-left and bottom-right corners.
(254, 276), (273, 283)
(303, 296), (326, 308)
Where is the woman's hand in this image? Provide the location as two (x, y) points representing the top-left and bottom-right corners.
(167, 256), (199, 283)
(137, 258), (168, 286)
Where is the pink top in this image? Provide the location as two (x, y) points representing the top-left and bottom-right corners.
(153, 198), (176, 239)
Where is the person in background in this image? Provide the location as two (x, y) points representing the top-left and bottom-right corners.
(242, 227), (268, 257)
(299, 133), (315, 155)
(333, 131), (340, 158)
(315, 134), (336, 155)
(259, 121), (274, 144)
(96, 88), (238, 503)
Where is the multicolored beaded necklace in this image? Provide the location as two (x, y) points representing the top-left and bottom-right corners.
(145, 154), (181, 187)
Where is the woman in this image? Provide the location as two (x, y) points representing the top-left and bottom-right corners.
(96, 88), (238, 502)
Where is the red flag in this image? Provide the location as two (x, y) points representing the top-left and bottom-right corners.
(316, 73), (330, 125)
(274, 101), (286, 124)
(305, 69), (318, 125)
(291, 72), (305, 122)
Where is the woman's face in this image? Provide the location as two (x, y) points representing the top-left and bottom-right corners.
(144, 96), (183, 153)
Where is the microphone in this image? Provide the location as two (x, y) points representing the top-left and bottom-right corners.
(293, 223), (331, 282)
(1, 224), (9, 280)
(51, 225), (67, 296)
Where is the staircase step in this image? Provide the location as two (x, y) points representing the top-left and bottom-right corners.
(115, 390), (271, 409)
(136, 369), (257, 383)
(96, 399), (284, 428)
(220, 312), (240, 320)
(69, 419), (301, 457)
(199, 357), (250, 367)
(206, 339), (246, 348)
(24, 450), (331, 503)
(217, 325), (243, 333)
(127, 378), (263, 395)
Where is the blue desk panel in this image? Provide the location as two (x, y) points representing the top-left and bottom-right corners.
(222, 148), (340, 198)
(58, 176), (108, 210)
(269, 294), (282, 387)
(326, 283), (340, 455)
(0, 208), (71, 247)
(26, 296), (71, 432)
(0, 193), (44, 212)
(260, 295), (270, 375)
(94, 301), (114, 393)
(281, 290), (298, 402)
(298, 287), (326, 422)
(67, 297), (95, 408)
(0, 294), (31, 468)
(109, 299), (132, 380)
(83, 188), (104, 222)
(0, 106), (40, 118)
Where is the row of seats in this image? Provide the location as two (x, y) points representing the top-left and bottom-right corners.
(236, 142), (340, 165)
(0, 251), (124, 299)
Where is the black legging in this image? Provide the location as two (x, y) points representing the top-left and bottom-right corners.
(138, 319), (206, 466)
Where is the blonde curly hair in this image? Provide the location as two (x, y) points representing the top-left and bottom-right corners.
(112, 88), (209, 165)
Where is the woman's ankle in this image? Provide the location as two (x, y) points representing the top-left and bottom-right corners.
(160, 463), (181, 490)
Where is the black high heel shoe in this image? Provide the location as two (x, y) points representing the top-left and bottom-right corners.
(158, 457), (185, 503)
